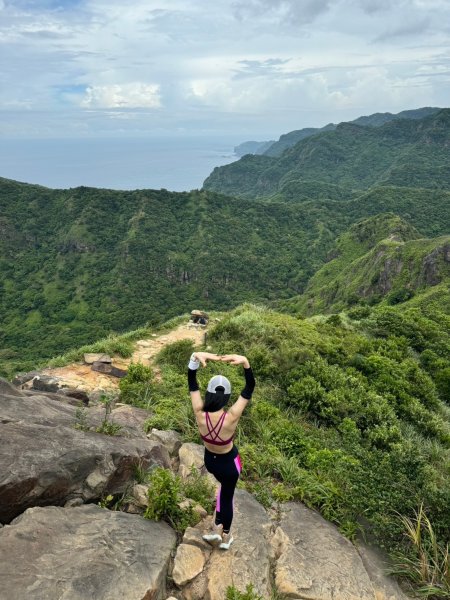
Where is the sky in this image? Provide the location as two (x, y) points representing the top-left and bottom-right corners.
(1, 0), (450, 140)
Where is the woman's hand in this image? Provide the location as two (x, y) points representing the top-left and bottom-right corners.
(220, 354), (250, 368)
(193, 351), (221, 367)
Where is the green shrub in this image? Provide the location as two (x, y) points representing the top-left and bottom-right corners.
(144, 467), (197, 533)
(119, 363), (154, 407)
(156, 339), (195, 373)
(391, 505), (450, 598)
(182, 466), (215, 513)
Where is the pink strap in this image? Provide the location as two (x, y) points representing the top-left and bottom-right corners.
(205, 412), (227, 442)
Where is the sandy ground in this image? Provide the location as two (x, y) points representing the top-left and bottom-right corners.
(43, 323), (206, 393)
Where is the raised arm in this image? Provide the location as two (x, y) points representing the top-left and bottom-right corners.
(187, 352), (221, 415)
(221, 354), (256, 422)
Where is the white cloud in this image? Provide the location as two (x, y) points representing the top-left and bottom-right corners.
(81, 83), (161, 109)
(0, 0), (449, 137)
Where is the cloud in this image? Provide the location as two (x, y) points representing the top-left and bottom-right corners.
(232, 0), (333, 25)
(80, 83), (161, 109)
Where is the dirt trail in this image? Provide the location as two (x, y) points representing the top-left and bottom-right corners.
(43, 323), (206, 393)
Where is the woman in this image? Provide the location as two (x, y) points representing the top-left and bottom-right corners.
(187, 351), (255, 550)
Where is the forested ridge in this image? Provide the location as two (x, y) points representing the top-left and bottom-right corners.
(204, 108), (450, 199)
(1, 175), (449, 377)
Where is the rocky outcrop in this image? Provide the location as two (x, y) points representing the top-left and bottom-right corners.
(148, 428), (183, 456)
(0, 504), (176, 600)
(0, 377), (412, 600)
(87, 404), (150, 438)
(0, 384), (170, 523)
(357, 542), (411, 600)
(273, 502), (375, 600)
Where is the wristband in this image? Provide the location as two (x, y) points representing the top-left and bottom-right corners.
(188, 353), (200, 370)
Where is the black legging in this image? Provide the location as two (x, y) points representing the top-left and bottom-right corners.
(204, 445), (242, 533)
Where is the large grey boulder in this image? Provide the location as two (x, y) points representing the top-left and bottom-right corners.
(357, 541), (411, 600)
(0, 504), (176, 600)
(0, 390), (170, 523)
(273, 502), (375, 600)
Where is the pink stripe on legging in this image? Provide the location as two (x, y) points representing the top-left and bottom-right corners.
(216, 487), (221, 513)
(234, 455), (242, 474)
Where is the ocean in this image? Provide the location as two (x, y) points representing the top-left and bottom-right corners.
(0, 137), (239, 192)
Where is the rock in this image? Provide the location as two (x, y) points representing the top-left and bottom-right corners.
(31, 374), (65, 393)
(178, 443), (205, 479)
(91, 362), (127, 378)
(172, 543), (205, 587)
(133, 483), (150, 508)
(273, 502), (374, 600)
(182, 526), (213, 552)
(148, 428), (183, 456)
(124, 502), (144, 515)
(0, 378), (25, 397)
(195, 490), (272, 600)
(0, 504), (176, 600)
(178, 499), (208, 519)
(12, 370), (41, 387)
(357, 541), (412, 600)
(87, 404), (151, 439)
(22, 388), (87, 407)
(84, 353), (112, 364)
(136, 340), (152, 347)
(0, 390), (171, 523)
(60, 387), (90, 405)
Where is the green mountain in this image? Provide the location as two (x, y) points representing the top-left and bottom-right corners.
(279, 213), (450, 315)
(235, 106), (441, 159)
(1, 171), (449, 378)
(204, 109), (450, 199)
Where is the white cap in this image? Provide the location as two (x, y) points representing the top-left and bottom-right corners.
(207, 375), (231, 395)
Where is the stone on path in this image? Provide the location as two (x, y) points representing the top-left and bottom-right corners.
(0, 504), (176, 600)
(172, 543), (206, 587)
(178, 442), (218, 490)
(84, 353), (112, 364)
(273, 502), (375, 600)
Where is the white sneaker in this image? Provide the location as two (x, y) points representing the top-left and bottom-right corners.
(202, 522), (223, 544)
(219, 532), (234, 550)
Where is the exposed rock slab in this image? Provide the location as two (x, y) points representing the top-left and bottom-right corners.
(0, 390), (170, 523)
(87, 404), (150, 438)
(149, 428), (183, 455)
(357, 542), (412, 600)
(172, 543), (205, 587)
(185, 489), (272, 600)
(0, 504), (176, 600)
(178, 442), (217, 490)
(274, 502), (374, 600)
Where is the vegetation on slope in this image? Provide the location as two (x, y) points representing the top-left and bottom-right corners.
(119, 304), (449, 567)
(235, 107), (441, 159)
(1, 174), (449, 377)
(204, 109), (450, 199)
(279, 213), (450, 315)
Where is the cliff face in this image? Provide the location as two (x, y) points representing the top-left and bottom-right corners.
(281, 214), (450, 315)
